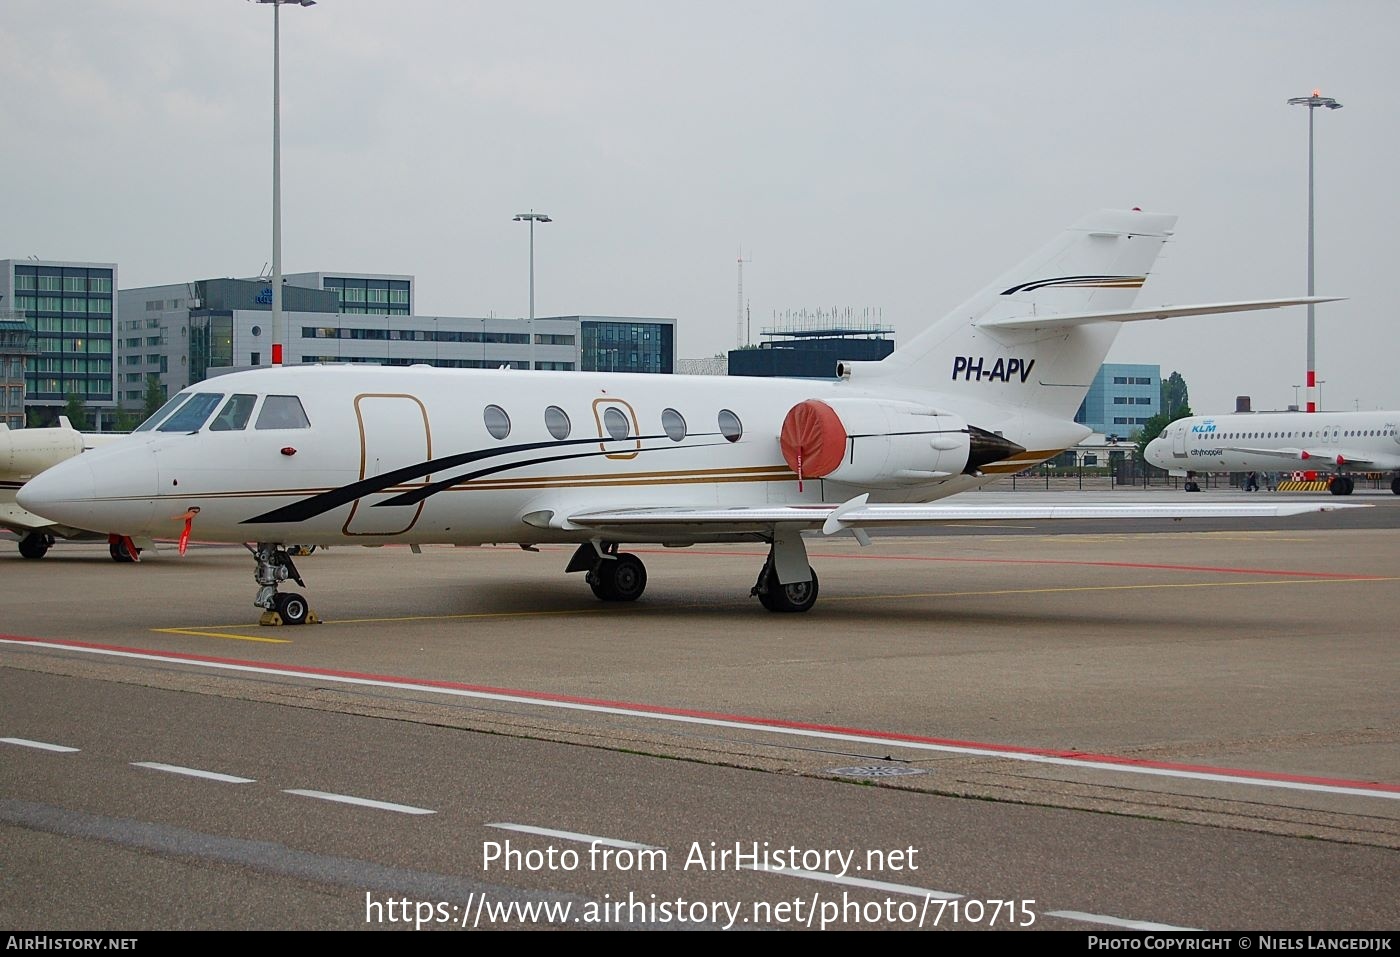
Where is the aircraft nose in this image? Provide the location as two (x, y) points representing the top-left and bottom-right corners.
(17, 455), (97, 529)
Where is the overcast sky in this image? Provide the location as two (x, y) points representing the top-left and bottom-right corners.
(4, 1), (1396, 414)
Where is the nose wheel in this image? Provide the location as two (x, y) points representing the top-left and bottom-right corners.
(249, 542), (320, 625)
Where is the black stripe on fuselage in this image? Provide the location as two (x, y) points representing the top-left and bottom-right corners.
(241, 432), (705, 524)
(373, 439), (736, 507)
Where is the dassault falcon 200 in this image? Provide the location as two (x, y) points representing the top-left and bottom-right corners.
(18, 209), (1361, 622)
(1146, 409), (1400, 495)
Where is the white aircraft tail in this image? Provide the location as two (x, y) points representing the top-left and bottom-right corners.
(869, 208), (1177, 420)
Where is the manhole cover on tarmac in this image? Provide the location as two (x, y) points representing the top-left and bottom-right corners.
(826, 766), (927, 778)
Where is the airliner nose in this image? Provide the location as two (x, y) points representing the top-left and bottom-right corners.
(16, 455), (97, 529)
(1144, 437), (1165, 467)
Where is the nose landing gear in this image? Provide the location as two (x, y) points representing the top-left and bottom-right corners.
(249, 542), (319, 625)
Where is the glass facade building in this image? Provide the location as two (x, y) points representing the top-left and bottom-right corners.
(0, 260), (117, 420)
(284, 272), (413, 316)
(575, 317), (675, 374)
(1075, 363), (1160, 437)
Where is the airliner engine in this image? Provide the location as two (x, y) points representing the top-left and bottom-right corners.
(779, 398), (1023, 489)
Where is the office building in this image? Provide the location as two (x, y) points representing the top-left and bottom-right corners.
(1074, 363), (1161, 439)
(0, 259), (117, 425)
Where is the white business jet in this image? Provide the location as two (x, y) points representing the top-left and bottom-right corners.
(18, 209), (1359, 622)
(1, 419), (133, 560)
(1145, 410), (1400, 495)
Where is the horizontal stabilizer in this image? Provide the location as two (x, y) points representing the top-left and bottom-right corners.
(976, 297), (1341, 332)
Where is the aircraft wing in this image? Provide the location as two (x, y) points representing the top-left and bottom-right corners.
(565, 497), (1365, 536)
(1227, 446), (1310, 460)
(976, 297), (1341, 331)
(1222, 446), (1381, 468)
(0, 504), (105, 541)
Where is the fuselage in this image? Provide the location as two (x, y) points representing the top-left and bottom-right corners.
(1, 424), (122, 541)
(1146, 410), (1400, 476)
(17, 364), (1081, 548)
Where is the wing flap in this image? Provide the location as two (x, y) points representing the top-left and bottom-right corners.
(566, 499), (1366, 534)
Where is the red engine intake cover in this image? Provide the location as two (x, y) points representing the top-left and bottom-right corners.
(780, 399), (848, 480)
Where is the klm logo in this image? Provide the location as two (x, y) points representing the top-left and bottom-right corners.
(256, 288), (273, 305)
(951, 356), (1035, 383)
(1190, 422), (1217, 434)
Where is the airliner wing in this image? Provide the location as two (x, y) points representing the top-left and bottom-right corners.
(1227, 446), (1309, 460)
(1224, 446), (1381, 468)
(977, 297), (1341, 331)
(565, 498), (1365, 536)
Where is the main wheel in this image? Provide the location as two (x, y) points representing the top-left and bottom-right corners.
(274, 592), (310, 625)
(609, 553), (647, 601)
(18, 533), (51, 560)
(1391, 476), (1400, 495)
(109, 538), (140, 563)
(588, 553), (647, 602)
(758, 564), (819, 613)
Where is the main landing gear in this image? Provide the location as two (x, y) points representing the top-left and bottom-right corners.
(750, 554), (819, 613)
(567, 541), (648, 602)
(1392, 476), (1400, 496)
(248, 542), (319, 626)
(565, 531), (822, 613)
(18, 532), (53, 560)
(1329, 476), (1356, 496)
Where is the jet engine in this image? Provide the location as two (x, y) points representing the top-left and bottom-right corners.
(779, 398), (1023, 488)
(0, 424), (85, 482)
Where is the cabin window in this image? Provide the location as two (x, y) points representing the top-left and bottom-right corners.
(718, 409), (743, 443)
(158, 392), (224, 432)
(483, 404), (511, 440)
(603, 407), (630, 441)
(134, 394), (191, 432)
(544, 405), (571, 440)
(661, 408), (687, 442)
(255, 395), (311, 430)
(210, 394), (257, 431)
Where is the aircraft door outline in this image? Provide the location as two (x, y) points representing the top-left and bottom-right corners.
(343, 393), (432, 536)
(592, 397), (642, 460)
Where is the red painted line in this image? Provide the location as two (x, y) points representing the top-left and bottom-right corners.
(4, 634), (1396, 795)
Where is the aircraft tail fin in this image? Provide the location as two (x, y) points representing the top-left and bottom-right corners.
(867, 209), (1177, 420)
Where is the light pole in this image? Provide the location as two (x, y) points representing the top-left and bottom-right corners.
(1292, 384), (1301, 409)
(1287, 90), (1342, 413)
(513, 210), (550, 370)
(259, 0), (316, 367)
(1316, 379), (1326, 411)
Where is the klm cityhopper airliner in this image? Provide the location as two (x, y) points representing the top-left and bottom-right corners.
(18, 209), (1360, 622)
(1146, 410), (1400, 495)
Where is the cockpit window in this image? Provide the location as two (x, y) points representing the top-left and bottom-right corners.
(255, 395), (311, 430)
(133, 394), (192, 432)
(157, 393), (225, 432)
(210, 394), (258, 432)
